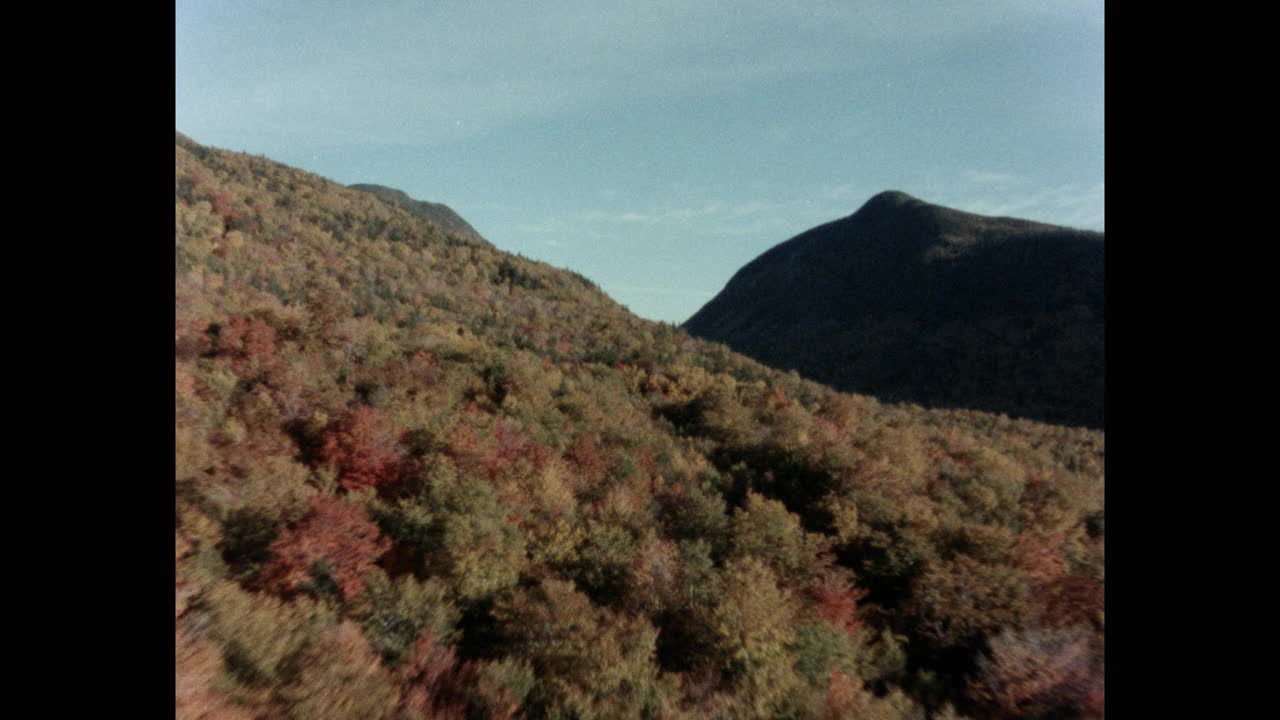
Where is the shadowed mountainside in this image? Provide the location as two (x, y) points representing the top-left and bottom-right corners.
(684, 191), (1104, 428)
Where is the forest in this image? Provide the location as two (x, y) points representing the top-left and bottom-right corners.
(176, 133), (1104, 720)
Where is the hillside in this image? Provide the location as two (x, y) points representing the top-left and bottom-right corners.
(684, 191), (1105, 429)
(176, 136), (1104, 720)
(349, 183), (489, 245)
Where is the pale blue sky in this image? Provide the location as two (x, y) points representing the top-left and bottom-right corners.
(177, 1), (1104, 323)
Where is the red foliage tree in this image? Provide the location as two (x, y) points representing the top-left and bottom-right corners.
(486, 418), (529, 477)
(564, 433), (606, 485)
(444, 421), (487, 479)
(636, 447), (658, 480)
(176, 361), (196, 401)
(767, 387), (791, 411)
(215, 315), (279, 374)
(397, 634), (474, 720)
(484, 418), (551, 479)
(1041, 573), (1105, 631)
(824, 670), (888, 720)
(207, 188), (244, 226)
(1012, 532), (1067, 587)
(394, 634), (529, 720)
(811, 574), (867, 637)
(1082, 672), (1105, 720)
(258, 495), (391, 601)
(320, 406), (406, 492)
(1013, 533), (1104, 631)
(175, 306), (212, 360)
(969, 627), (1093, 720)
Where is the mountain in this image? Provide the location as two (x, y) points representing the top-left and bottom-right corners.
(349, 183), (488, 244)
(684, 191), (1104, 428)
(176, 136), (1103, 720)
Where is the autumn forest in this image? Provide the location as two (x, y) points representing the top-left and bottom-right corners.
(175, 133), (1104, 720)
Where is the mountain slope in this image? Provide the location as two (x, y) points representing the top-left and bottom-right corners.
(349, 183), (488, 245)
(176, 137), (1103, 720)
(684, 191), (1104, 428)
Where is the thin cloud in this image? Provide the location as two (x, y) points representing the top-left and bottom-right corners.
(178, 1), (1103, 147)
(962, 170), (1023, 186)
(513, 219), (571, 235)
(936, 180), (1105, 230)
(576, 203), (725, 226)
(614, 286), (715, 299)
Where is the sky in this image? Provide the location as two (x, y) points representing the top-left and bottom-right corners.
(176, 1), (1104, 324)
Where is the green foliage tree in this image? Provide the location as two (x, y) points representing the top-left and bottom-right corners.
(662, 477), (731, 558)
(278, 622), (400, 720)
(712, 556), (801, 719)
(904, 554), (1034, 654)
(395, 458), (528, 603)
(199, 580), (336, 688)
(349, 569), (459, 664)
(494, 578), (663, 719)
(730, 491), (830, 587)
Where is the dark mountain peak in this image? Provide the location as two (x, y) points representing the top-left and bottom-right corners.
(684, 196), (1104, 428)
(845, 191), (1100, 251)
(850, 191), (1006, 238)
(859, 190), (924, 212)
(847, 191), (946, 228)
(829, 190), (952, 241)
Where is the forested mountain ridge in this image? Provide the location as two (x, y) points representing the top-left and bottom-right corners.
(684, 191), (1104, 429)
(349, 183), (488, 245)
(175, 134), (1104, 720)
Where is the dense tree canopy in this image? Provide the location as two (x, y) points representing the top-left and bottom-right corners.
(175, 133), (1104, 719)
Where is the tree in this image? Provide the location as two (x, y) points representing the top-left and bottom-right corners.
(214, 314), (280, 375)
(1040, 573), (1105, 631)
(278, 622), (400, 720)
(319, 406), (406, 492)
(350, 570), (459, 664)
(397, 459), (527, 603)
(903, 554), (1033, 654)
(201, 580), (336, 688)
(692, 381), (756, 446)
(824, 671), (927, 720)
(811, 573), (867, 637)
(395, 633), (470, 720)
(258, 495), (391, 602)
(711, 556), (801, 719)
(662, 477), (731, 558)
(176, 625), (258, 720)
(730, 491), (829, 587)
(494, 578), (662, 719)
(969, 627), (1093, 720)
